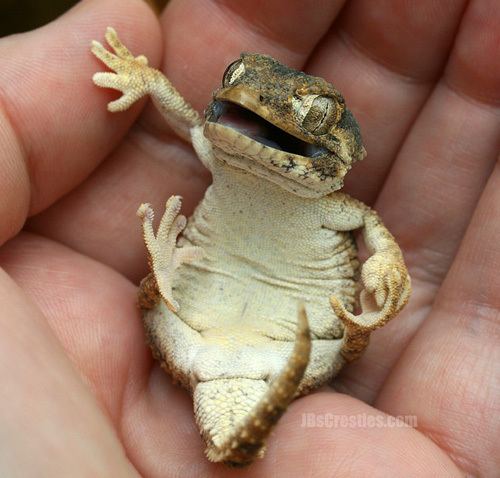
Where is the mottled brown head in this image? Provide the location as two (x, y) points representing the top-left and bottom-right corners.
(204, 53), (366, 197)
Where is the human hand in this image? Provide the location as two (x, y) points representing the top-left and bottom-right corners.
(0, 0), (498, 476)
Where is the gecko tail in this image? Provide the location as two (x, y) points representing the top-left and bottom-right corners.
(196, 305), (311, 466)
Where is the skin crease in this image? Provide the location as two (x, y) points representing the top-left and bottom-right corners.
(0, 0), (498, 475)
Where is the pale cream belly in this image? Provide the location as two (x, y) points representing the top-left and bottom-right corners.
(171, 232), (359, 342)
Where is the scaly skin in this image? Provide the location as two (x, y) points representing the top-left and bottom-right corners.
(91, 27), (411, 466)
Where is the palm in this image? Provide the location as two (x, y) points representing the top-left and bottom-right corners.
(0, 0), (498, 476)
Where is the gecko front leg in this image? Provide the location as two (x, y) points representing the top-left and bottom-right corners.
(137, 196), (204, 312)
(91, 27), (202, 141)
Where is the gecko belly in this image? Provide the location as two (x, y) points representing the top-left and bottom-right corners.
(171, 245), (358, 342)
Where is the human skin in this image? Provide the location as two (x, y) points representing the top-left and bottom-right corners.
(0, 0), (498, 476)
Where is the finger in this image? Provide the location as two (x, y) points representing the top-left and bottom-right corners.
(167, 215), (187, 249)
(158, 0), (348, 112)
(367, 277), (401, 329)
(0, 257), (137, 476)
(306, 0), (468, 203)
(0, 0), (161, 245)
(373, 273), (393, 311)
(396, 273), (411, 312)
(28, 0), (348, 281)
(138, 203), (161, 261)
(119, 374), (465, 477)
(258, 392), (462, 478)
(92, 71), (127, 90)
(0, 233), (149, 423)
(105, 26), (135, 60)
(334, 0), (500, 402)
(377, 162), (500, 477)
(374, 288), (386, 309)
(377, 0), (500, 284)
(108, 91), (144, 112)
(91, 40), (122, 70)
(158, 195), (183, 241)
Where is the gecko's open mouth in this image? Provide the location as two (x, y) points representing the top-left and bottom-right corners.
(206, 100), (329, 158)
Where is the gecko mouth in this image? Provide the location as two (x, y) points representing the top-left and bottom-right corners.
(206, 100), (329, 158)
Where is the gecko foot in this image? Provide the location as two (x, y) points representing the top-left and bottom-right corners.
(331, 269), (410, 361)
(91, 27), (157, 112)
(137, 196), (204, 312)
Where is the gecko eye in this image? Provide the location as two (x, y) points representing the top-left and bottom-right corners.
(222, 59), (246, 87)
(300, 95), (337, 135)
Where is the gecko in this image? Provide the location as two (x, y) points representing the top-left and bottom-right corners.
(91, 27), (411, 467)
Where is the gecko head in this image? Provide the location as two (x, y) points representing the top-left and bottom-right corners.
(204, 53), (366, 197)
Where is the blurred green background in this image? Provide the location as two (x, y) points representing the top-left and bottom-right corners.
(0, 0), (167, 37)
